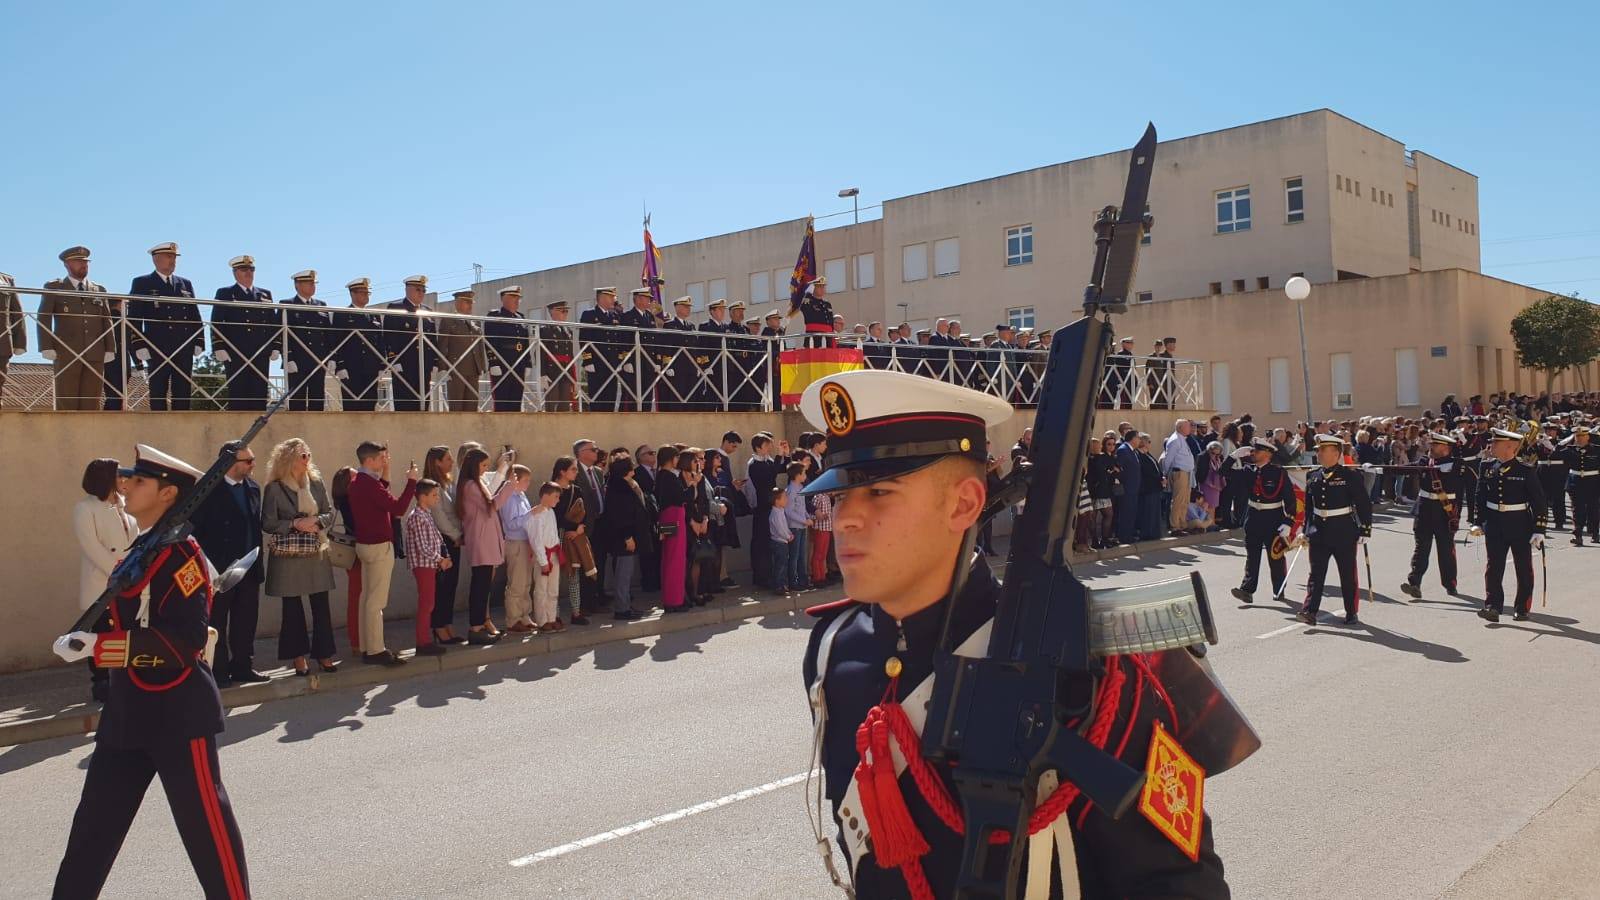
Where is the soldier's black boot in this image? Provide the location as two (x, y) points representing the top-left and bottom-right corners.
(1296, 609), (1317, 625)
(1478, 606), (1500, 623)
(1344, 613), (1360, 626)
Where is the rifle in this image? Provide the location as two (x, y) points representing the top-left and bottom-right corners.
(920, 126), (1255, 898)
(67, 391), (289, 651)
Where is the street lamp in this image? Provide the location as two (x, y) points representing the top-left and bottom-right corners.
(1284, 276), (1314, 425)
(838, 188), (862, 319)
(837, 187), (860, 224)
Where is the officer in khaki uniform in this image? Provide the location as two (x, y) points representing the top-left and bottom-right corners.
(0, 271), (23, 404)
(437, 289), (487, 410)
(38, 246), (115, 410)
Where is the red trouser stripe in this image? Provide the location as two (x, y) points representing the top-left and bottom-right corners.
(191, 737), (247, 900)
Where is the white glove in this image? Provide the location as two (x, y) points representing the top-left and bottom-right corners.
(192, 346), (203, 357)
(52, 632), (97, 663)
(9, 348), (20, 357)
(270, 350), (281, 361)
(664, 368), (675, 376)
(41, 349), (56, 361)
(135, 348), (151, 363)
(284, 360), (298, 374)
(1532, 534), (1544, 550)
(336, 369), (349, 381)
(539, 376), (552, 391)
(622, 363), (634, 373)
(583, 363), (597, 373)
(1470, 525), (1483, 537)
(213, 349), (230, 363)
(489, 366), (502, 376)
(1357, 535), (1368, 545)
(1277, 524), (1292, 540)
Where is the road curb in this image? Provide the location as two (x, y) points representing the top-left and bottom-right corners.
(1071, 527), (1236, 564)
(0, 593), (810, 750)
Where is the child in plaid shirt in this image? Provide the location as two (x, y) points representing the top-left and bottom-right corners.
(808, 489), (834, 586)
(403, 480), (451, 656)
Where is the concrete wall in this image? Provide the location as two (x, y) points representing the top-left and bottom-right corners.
(1414, 152), (1482, 273)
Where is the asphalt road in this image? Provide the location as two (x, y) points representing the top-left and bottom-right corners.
(4, 507), (1598, 899)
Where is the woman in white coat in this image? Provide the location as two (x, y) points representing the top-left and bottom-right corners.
(73, 458), (137, 609)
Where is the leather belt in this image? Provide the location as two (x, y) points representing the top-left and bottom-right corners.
(1576, 470), (1600, 477)
(1313, 507), (1352, 517)
(1486, 502), (1528, 511)
(1418, 491), (1456, 500)
(1248, 501), (1283, 510)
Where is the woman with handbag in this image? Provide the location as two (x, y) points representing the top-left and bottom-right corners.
(598, 456), (652, 620)
(683, 451), (715, 607)
(423, 446), (467, 645)
(457, 446), (515, 644)
(261, 438), (339, 676)
(654, 446), (689, 612)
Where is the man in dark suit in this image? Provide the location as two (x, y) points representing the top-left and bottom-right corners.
(484, 286), (531, 412)
(129, 242), (204, 411)
(632, 445), (661, 591)
(281, 270), (333, 410)
(334, 277), (386, 411)
(209, 255), (278, 411)
(1114, 428), (1144, 544)
(573, 439), (609, 615)
(383, 275), (439, 412)
(190, 443), (267, 686)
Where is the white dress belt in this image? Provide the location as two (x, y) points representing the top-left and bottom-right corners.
(1248, 501), (1283, 510)
(1418, 491), (1456, 500)
(1575, 470), (1600, 477)
(1536, 461), (1563, 466)
(1313, 506), (1352, 517)
(1486, 502), (1528, 511)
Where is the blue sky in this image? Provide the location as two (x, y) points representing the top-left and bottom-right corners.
(3, 0), (1595, 318)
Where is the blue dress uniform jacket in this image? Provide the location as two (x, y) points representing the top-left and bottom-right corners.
(280, 295), (333, 410)
(210, 285), (277, 410)
(484, 307), (531, 412)
(1476, 457), (1547, 616)
(1301, 464), (1373, 618)
(1407, 455), (1464, 592)
(659, 316), (699, 410)
(129, 272), (204, 410)
(332, 305), (386, 410)
(1237, 462), (1301, 598)
(578, 304), (627, 409)
(1559, 442), (1600, 541)
(804, 562), (1229, 899)
(381, 299), (438, 411)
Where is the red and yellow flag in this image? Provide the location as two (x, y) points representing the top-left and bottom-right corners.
(779, 347), (864, 407)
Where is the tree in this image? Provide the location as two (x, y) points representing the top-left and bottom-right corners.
(1510, 294), (1600, 395)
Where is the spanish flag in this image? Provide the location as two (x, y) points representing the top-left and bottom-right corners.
(780, 347), (864, 406)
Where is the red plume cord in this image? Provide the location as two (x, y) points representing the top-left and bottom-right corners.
(852, 657), (1130, 900)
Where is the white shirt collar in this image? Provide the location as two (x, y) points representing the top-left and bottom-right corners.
(224, 475), (243, 486)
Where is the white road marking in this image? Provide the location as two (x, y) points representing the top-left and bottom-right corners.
(509, 770), (814, 867)
(1255, 623), (1303, 640)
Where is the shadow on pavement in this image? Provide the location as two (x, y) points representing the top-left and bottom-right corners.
(1302, 622), (1469, 663)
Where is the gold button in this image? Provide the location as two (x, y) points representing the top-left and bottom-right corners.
(960, 438), (972, 452)
(885, 656), (903, 678)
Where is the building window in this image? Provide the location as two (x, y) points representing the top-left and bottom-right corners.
(1331, 352), (1353, 409)
(1005, 225), (1033, 266)
(1354, 180), (1360, 197)
(854, 253), (876, 290)
(823, 258), (847, 293)
(1335, 174), (1343, 191)
(1232, 279), (1246, 293)
(1006, 306), (1035, 331)
(1256, 276), (1270, 290)
(1408, 188), (1421, 257)
(686, 281), (706, 312)
(1285, 177), (1304, 223)
(707, 278), (727, 310)
(902, 243), (928, 282)
(1136, 291), (1153, 304)
(1269, 357), (1291, 414)
(1216, 187), (1251, 233)
(1208, 281), (1222, 295)
(1396, 348), (1420, 406)
(1141, 204), (1152, 244)
(934, 238), (960, 277)
(1211, 361), (1231, 414)
(749, 271), (771, 306)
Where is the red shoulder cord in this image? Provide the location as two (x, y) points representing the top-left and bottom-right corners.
(853, 656), (1129, 900)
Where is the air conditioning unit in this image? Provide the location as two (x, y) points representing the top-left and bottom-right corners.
(1334, 392), (1353, 409)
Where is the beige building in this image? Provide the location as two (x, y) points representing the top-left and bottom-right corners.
(474, 109), (1481, 338)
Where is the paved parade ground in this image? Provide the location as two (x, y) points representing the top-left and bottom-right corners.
(4, 508), (1599, 899)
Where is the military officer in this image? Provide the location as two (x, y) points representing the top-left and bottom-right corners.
(1400, 433), (1464, 599)
(1470, 427), (1548, 622)
(537, 300), (577, 411)
(796, 275), (833, 348)
(619, 287), (661, 411)
(209, 255), (277, 411)
(484, 286), (531, 412)
(437, 289), (487, 411)
(760, 310), (785, 407)
(800, 369), (1229, 899)
(0, 270), (22, 404)
(1231, 436), (1301, 603)
(578, 286), (625, 411)
(1534, 422), (1569, 532)
(50, 444), (250, 899)
(281, 270), (332, 411)
(726, 301), (762, 411)
(332, 277), (386, 411)
(697, 298), (732, 409)
(38, 246), (115, 410)
(659, 296), (699, 411)
(1297, 435), (1373, 626)
(1460, 417), (1491, 524)
(1560, 425), (1599, 545)
(383, 275), (439, 412)
(129, 242), (204, 411)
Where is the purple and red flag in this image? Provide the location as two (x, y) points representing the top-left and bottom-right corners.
(641, 219), (664, 308)
(787, 217), (817, 313)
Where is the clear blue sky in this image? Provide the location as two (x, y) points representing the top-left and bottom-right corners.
(3, 0), (1595, 313)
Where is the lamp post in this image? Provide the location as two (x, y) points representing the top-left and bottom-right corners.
(1284, 276), (1314, 425)
(839, 187), (861, 323)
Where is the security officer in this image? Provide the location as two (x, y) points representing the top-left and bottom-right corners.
(437, 289), (487, 411)
(333, 277), (386, 411)
(383, 275), (439, 412)
(796, 275), (833, 348)
(578, 286), (625, 411)
(129, 242), (204, 411)
(281, 270), (333, 411)
(800, 369), (1229, 898)
(1298, 435), (1373, 626)
(660, 296), (699, 411)
(1560, 425), (1599, 545)
(1231, 436), (1301, 603)
(537, 300), (577, 411)
(1470, 427), (1548, 622)
(50, 444), (250, 899)
(38, 246), (114, 410)
(0, 270), (22, 404)
(1534, 422), (1569, 532)
(619, 287), (661, 411)
(483, 285), (531, 412)
(1400, 433), (1464, 599)
(209, 255), (277, 411)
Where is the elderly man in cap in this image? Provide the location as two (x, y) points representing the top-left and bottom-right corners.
(659, 296), (699, 411)
(383, 275), (439, 412)
(437, 289), (487, 411)
(696, 298), (733, 409)
(724, 301), (762, 411)
(209, 255), (277, 411)
(619, 287), (662, 411)
(38, 246), (115, 410)
(484, 285), (531, 412)
(578, 286), (626, 410)
(282, 270), (333, 411)
(537, 300), (578, 411)
(333, 277), (386, 411)
(51, 444), (251, 899)
(129, 242), (204, 411)
(0, 270), (21, 404)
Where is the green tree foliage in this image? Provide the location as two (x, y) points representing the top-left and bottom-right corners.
(1510, 294), (1600, 393)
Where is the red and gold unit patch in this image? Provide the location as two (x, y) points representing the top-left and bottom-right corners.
(174, 558), (206, 598)
(1138, 722), (1206, 861)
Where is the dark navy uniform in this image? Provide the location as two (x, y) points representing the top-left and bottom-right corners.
(724, 304), (762, 411)
(381, 296), (438, 412)
(1460, 426), (1490, 524)
(1301, 452), (1373, 623)
(798, 279), (834, 348)
(129, 268), (203, 411)
(484, 302), (531, 412)
(1559, 435), (1599, 543)
(210, 275), (276, 411)
(659, 308), (698, 411)
(1403, 437), (1464, 597)
(578, 300), (626, 411)
(332, 303), (385, 411)
(1534, 432), (1568, 531)
(696, 309), (733, 410)
(279, 283), (332, 411)
(1234, 444), (1301, 601)
(1475, 446), (1547, 620)
(760, 318), (784, 406)
(536, 307), (577, 412)
(619, 295), (661, 412)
